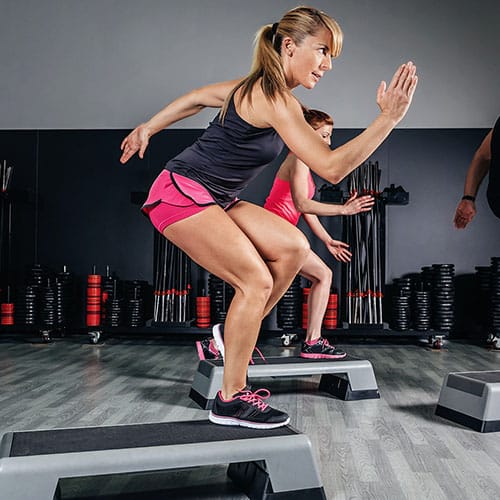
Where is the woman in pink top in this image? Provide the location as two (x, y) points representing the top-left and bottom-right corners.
(265, 109), (374, 358)
(197, 109), (374, 362)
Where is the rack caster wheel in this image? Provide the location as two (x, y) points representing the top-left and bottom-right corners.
(487, 333), (500, 349)
(40, 330), (52, 343)
(429, 335), (445, 350)
(89, 330), (102, 344)
(281, 333), (298, 347)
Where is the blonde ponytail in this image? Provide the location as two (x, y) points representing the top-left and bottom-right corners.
(221, 6), (343, 122)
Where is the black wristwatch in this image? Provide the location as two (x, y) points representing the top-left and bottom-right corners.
(461, 195), (476, 202)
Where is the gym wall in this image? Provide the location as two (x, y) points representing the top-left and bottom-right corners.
(1, 0), (499, 129)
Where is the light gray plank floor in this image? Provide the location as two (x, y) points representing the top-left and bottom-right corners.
(1, 335), (500, 499)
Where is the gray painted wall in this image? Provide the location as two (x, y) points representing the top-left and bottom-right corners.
(2, 0), (499, 129)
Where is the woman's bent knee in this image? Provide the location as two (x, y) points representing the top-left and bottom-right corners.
(236, 268), (274, 302)
(308, 264), (332, 287)
(322, 265), (333, 285)
(292, 233), (310, 262)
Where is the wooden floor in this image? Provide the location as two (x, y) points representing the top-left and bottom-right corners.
(1, 333), (500, 499)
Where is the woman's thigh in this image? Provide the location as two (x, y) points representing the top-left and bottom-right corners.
(226, 201), (310, 262)
(162, 204), (272, 290)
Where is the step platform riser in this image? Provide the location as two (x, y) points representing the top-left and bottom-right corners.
(190, 356), (380, 409)
(0, 420), (326, 500)
(436, 370), (500, 433)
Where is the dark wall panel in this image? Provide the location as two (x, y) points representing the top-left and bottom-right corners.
(37, 130), (153, 281)
(34, 129), (203, 282)
(0, 127), (498, 334)
(0, 131), (38, 288)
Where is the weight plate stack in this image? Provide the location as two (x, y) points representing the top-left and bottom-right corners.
(430, 263), (455, 332)
(390, 277), (412, 330)
(104, 295), (125, 328)
(129, 280), (153, 319)
(124, 280), (149, 327)
(102, 275), (124, 326)
(54, 267), (75, 329)
(392, 277), (412, 297)
(277, 276), (302, 330)
(26, 264), (51, 289)
(475, 265), (491, 330)
(420, 266), (434, 292)
(412, 289), (432, 331)
(14, 265), (52, 327)
(102, 275), (116, 299)
(125, 298), (145, 327)
(391, 291), (411, 331)
(14, 285), (38, 326)
(208, 274), (235, 325)
(39, 279), (56, 329)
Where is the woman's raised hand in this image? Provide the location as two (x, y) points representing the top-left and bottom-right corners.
(376, 62), (418, 125)
(120, 124), (151, 164)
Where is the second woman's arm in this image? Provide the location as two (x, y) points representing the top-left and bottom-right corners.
(289, 160), (374, 216)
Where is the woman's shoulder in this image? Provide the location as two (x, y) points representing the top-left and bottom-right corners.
(281, 152), (310, 178)
(239, 85), (300, 127)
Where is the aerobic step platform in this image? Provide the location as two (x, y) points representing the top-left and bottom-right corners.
(0, 420), (326, 500)
(190, 355), (380, 409)
(436, 371), (500, 432)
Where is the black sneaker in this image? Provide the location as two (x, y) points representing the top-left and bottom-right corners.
(300, 337), (347, 359)
(195, 337), (221, 361)
(209, 388), (290, 429)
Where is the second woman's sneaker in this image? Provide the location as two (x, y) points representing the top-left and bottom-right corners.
(212, 323), (225, 358)
(209, 388), (290, 429)
(209, 323), (267, 364)
(300, 337), (347, 359)
(196, 337), (221, 360)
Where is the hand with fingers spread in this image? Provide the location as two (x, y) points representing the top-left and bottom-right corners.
(342, 190), (375, 215)
(120, 123), (151, 164)
(326, 239), (352, 263)
(377, 61), (418, 125)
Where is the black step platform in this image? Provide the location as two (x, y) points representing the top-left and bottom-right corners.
(0, 420), (326, 500)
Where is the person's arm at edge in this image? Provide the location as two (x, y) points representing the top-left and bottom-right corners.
(463, 130), (492, 198)
(453, 130), (492, 228)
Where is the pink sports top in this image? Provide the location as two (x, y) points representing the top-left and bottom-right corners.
(264, 170), (316, 226)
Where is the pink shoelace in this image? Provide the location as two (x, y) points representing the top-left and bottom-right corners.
(209, 342), (220, 357)
(238, 388), (271, 411)
(210, 337), (267, 364)
(249, 346), (267, 364)
(307, 337), (334, 348)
